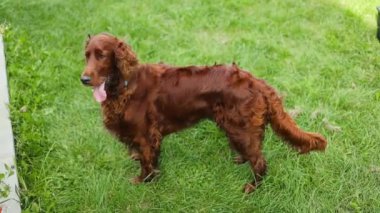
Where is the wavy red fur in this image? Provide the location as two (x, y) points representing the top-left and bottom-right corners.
(81, 33), (327, 193)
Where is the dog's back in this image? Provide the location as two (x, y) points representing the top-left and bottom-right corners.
(129, 64), (259, 134)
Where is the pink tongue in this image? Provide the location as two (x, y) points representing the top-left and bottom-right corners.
(93, 82), (107, 103)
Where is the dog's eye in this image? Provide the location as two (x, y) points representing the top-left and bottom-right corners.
(95, 52), (105, 60)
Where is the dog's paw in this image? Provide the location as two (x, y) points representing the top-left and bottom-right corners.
(142, 170), (161, 182)
(130, 152), (141, 161)
(233, 156), (247, 164)
(130, 176), (143, 184)
(243, 183), (256, 194)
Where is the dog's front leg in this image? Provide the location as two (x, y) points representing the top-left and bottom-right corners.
(130, 135), (160, 184)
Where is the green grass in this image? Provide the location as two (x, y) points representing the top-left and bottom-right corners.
(1, 0), (380, 212)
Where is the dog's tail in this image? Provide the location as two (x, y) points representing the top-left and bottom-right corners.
(254, 78), (327, 153)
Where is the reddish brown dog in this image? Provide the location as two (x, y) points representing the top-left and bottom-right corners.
(81, 33), (327, 193)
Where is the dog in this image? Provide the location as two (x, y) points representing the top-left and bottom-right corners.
(81, 33), (327, 193)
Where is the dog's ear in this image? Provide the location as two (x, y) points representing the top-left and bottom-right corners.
(114, 39), (138, 75)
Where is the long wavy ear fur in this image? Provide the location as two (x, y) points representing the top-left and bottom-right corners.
(114, 39), (138, 79)
(105, 38), (138, 97)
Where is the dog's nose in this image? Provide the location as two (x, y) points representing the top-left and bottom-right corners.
(80, 76), (91, 85)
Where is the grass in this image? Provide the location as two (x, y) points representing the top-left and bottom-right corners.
(1, 0), (380, 211)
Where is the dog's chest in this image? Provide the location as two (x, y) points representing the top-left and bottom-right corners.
(101, 99), (145, 138)
(101, 100), (125, 135)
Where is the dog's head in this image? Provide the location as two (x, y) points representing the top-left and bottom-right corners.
(80, 33), (138, 102)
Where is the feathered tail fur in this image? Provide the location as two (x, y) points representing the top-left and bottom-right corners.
(255, 78), (327, 153)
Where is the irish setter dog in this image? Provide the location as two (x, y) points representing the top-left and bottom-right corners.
(81, 33), (327, 193)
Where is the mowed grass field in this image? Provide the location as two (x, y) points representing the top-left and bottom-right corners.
(1, 0), (380, 212)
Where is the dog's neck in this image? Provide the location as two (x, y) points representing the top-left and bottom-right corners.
(104, 63), (137, 98)
(100, 67), (137, 130)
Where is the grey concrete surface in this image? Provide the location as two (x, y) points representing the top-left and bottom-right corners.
(0, 34), (21, 213)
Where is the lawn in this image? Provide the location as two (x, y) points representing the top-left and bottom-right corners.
(1, 0), (380, 212)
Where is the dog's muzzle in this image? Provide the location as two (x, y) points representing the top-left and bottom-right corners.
(80, 76), (91, 85)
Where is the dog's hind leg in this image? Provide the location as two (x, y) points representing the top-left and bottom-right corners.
(219, 95), (268, 193)
(241, 133), (267, 194)
(225, 135), (247, 164)
(226, 125), (267, 194)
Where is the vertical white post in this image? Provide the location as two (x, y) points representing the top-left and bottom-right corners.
(0, 34), (21, 213)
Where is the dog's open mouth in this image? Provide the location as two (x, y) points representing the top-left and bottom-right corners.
(93, 82), (107, 103)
